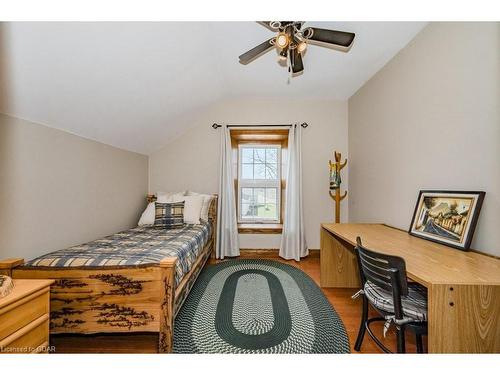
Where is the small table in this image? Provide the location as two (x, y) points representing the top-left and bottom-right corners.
(0, 279), (54, 354)
(320, 223), (500, 353)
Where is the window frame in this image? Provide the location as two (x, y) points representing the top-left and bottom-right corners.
(230, 129), (288, 233)
(237, 143), (282, 224)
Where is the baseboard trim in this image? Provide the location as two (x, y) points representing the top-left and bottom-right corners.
(238, 249), (319, 258)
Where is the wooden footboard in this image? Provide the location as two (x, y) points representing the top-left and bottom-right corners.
(0, 259), (178, 352)
(12, 265), (165, 334)
(0, 195), (218, 353)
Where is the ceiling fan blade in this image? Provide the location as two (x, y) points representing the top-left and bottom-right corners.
(291, 48), (304, 74)
(239, 38), (275, 65)
(306, 27), (355, 49)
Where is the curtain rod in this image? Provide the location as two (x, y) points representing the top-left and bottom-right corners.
(212, 123), (308, 129)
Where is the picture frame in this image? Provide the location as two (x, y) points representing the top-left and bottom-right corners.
(409, 190), (485, 250)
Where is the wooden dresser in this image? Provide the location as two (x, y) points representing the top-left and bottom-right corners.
(0, 279), (53, 354)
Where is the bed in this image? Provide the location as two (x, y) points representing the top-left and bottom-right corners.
(0, 194), (218, 353)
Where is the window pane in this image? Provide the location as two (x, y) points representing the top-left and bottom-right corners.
(258, 204), (277, 220)
(241, 188), (253, 204)
(265, 163), (278, 179)
(254, 148), (266, 163)
(255, 188), (266, 204)
(266, 188), (277, 204)
(238, 144), (281, 223)
(254, 164), (266, 179)
(241, 204), (252, 219)
(266, 148), (278, 163)
(241, 164), (253, 179)
(241, 148), (254, 163)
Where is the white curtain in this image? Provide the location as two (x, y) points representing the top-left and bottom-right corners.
(216, 124), (240, 259)
(280, 124), (308, 260)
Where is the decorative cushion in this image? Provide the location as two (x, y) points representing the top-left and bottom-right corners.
(138, 202), (155, 226)
(154, 202), (185, 228)
(157, 191), (186, 203)
(182, 195), (204, 224)
(364, 281), (428, 321)
(187, 191), (214, 222)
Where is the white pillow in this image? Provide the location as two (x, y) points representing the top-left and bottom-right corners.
(138, 202), (155, 226)
(157, 191), (186, 203)
(187, 191), (214, 222)
(182, 195), (204, 224)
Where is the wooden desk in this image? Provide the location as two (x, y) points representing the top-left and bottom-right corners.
(320, 223), (500, 353)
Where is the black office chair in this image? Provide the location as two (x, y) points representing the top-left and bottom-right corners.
(353, 237), (428, 353)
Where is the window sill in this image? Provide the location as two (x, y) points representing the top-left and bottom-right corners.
(238, 223), (283, 234)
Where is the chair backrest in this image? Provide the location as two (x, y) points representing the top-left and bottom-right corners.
(355, 237), (409, 298)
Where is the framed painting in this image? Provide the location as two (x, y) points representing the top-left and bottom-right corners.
(409, 190), (485, 250)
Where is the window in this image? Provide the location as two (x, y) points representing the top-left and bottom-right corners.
(238, 144), (281, 223)
(230, 129), (288, 233)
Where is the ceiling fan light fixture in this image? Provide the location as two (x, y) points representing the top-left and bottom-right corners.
(302, 27), (314, 39)
(276, 32), (289, 49)
(240, 21), (356, 77)
(278, 48), (288, 61)
(297, 41), (307, 54)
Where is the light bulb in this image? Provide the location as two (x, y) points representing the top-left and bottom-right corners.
(297, 41), (307, 54)
(276, 32), (289, 49)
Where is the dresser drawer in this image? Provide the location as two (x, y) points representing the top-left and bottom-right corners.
(0, 314), (49, 353)
(0, 287), (50, 341)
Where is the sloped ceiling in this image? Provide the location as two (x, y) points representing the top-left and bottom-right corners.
(0, 22), (426, 154)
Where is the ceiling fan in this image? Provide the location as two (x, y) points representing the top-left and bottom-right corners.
(238, 21), (355, 76)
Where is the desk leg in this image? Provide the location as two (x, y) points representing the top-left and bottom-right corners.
(428, 284), (500, 353)
(320, 228), (360, 288)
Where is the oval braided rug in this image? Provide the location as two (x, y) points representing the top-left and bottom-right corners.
(173, 259), (350, 353)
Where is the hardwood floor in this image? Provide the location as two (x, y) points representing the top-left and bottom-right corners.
(51, 254), (425, 353)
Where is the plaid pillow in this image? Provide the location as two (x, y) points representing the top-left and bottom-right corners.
(154, 201), (185, 228)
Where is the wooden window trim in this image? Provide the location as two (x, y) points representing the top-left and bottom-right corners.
(238, 223), (283, 234)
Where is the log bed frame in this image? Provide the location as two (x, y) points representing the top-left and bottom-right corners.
(0, 194), (218, 353)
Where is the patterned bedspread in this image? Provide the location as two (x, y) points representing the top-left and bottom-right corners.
(24, 223), (212, 285)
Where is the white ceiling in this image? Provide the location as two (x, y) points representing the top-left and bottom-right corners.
(0, 22), (426, 154)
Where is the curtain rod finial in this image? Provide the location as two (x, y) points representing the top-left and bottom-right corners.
(301, 123), (308, 128)
(212, 123), (221, 129)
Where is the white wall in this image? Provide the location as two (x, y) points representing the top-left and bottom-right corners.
(0, 114), (149, 261)
(348, 22), (500, 256)
(149, 97), (349, 249)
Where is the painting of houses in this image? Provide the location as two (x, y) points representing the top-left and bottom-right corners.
(409, 191), (485, 250)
